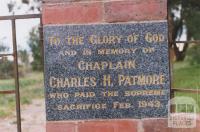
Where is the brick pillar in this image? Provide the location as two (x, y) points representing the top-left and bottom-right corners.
(42, 0), (167, 132)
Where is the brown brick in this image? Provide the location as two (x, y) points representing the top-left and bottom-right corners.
(104, 0), (167, 22)
(143, 118), (171, 132)
(43, 0), (103, 3)
(143, 116), (200, 132)
(46, 121), (77, 132)
(42, 2), (103, 24)
(78, 120), (138, 132)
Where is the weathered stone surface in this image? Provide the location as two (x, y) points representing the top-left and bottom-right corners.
(44, 21), (170, 121)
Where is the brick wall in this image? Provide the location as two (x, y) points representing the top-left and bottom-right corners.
(42, 0), (200, 132)
(42, 0), (167, 25)
(45, 116), (200, 132)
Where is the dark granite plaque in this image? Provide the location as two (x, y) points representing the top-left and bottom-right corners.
(44, 21), (170, 121)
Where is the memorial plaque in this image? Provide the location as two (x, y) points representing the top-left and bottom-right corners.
(44, 21), (170, 121)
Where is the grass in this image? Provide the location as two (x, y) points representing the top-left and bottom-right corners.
(172, 62), (200, 112)
(0, 72), (44, 118)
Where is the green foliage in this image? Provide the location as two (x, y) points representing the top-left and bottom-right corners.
(0, 94), (15, 118)
(28, 27), (43, 71)
(169, 0), (200, 61)
(18, 49), (29, 66)
(169, 0), (200, 39)
(185, 12), (200, 40)
(0, 44), (13, 79)
(0, 72), (44, 117)
(187, 45), (200, 65)
(0, 60), (14, 79)
(173, 62), (200, 112)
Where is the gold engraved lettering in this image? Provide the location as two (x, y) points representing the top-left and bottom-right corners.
(127, 34), (139, 43)
(78, 60), (136, 71)
(49, 93), (69, 99)
(59, 50), (77, 57)
(74, 92), (95, 98)
(49, 76), (96, 88)
(50, 76), (57, 88)
(145, 33), (165, 43)
(98, 48), (137, 55)
(57, 103), (107, 111)
(124, 90), (166, 97)
(118, 74), (165, 86)
(82, 48), (92, 56)
(66, 36), (84, 45)
(142, 47), (155, 54)
(113, 102), (131, 109)
(103, 74), (112, 87)
(49, 36), (61, 46)
(102, 91), (118, 97)
(138, 100), (161, 108)
(89, 35), (122, 45)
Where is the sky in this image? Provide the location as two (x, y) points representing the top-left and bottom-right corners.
(172, 5), (187, 51)
(0, 0), (40, 54)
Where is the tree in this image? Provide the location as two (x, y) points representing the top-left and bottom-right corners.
(0, 43), (13, 79)
(0, 60), (14, 79)
(187, 45), (200, 65)
(7, 0), (41, 14)
(18, 49), (29, 66)
(0, 43), (9, 52)
(28, 27), (43, 71)
(169, 0), (200, 61)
